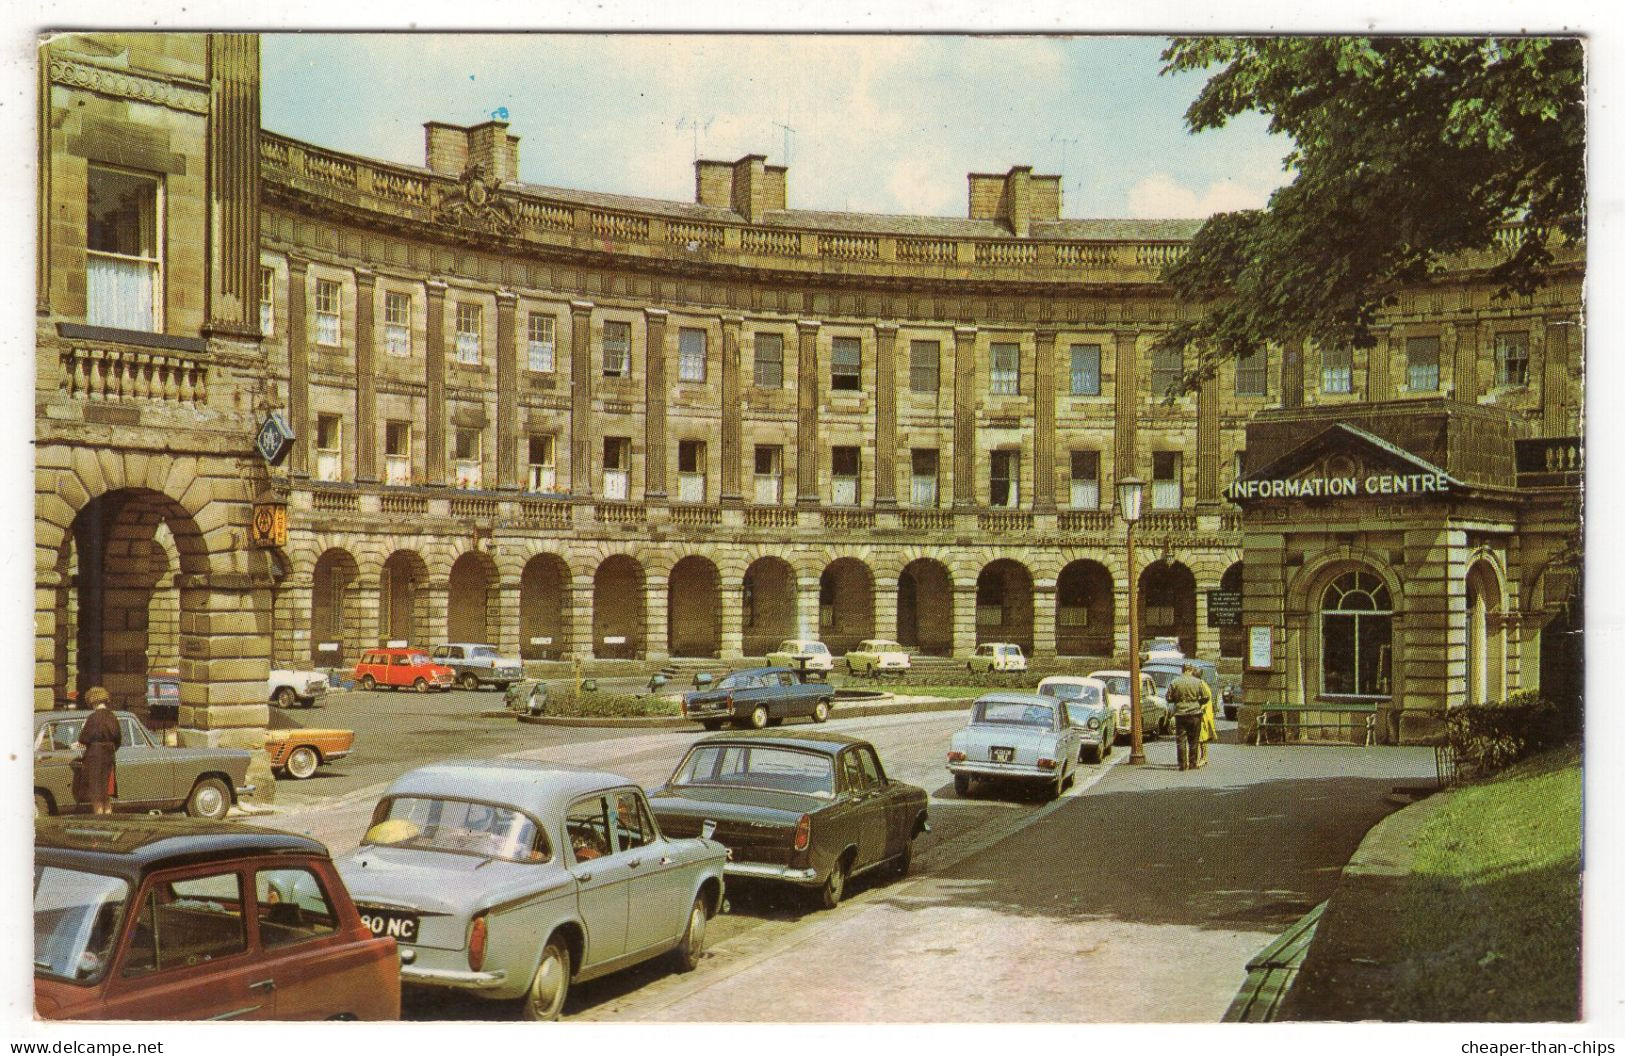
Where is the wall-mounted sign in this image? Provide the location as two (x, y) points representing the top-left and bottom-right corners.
(317, 642), (340, 653)
(1247, 625), (1274, 669)
(249, 503), (288, 548)
(1207, 590), (1242, 628)
(255, 412), (295, 466)
(386, 639), (409, 649)
(1227, 472), (1450, 502)
(530, 636), (553, 645)
(603, 635), (627, 645)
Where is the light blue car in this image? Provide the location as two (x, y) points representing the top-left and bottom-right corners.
(947, 692), (1084, 800)
(337, 760), (727, 1020)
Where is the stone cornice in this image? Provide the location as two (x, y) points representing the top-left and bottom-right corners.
(49, 57), (210, 114)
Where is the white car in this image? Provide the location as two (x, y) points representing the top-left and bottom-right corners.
(1087, 669), (1171, 741)
(269, 667), (329, 709)
(1035, 676), (1116, 763)
(765, 639), (835, 678)
(948, 693), (1082, 800)
(1142, 636), (1185, 661)
(967, 642), (1028, 674)
(845, 639), (911, 676)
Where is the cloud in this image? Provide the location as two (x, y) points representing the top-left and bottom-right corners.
(1125, 173), (1279, 218)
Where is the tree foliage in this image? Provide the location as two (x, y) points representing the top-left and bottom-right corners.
(1155, 37), (1585, 390)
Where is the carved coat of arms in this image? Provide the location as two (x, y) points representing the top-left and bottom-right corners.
(436, 162), (518, 234)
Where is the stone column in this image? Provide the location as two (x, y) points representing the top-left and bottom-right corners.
(286, 256), (310, 478)
(721, 315), (744, 504)
(496, 290), (519, 490)
(424, 280), (448, 486)
(952, 584), (980, 656)
(354, 269), (378, 483)
(796, 320), (822, 506)
(571, 301), (596, 498)
(644, 577), (670, 665)
(1367, 329), (1392, 402)
(874, 323), (899, 508)
(719, 579), (745, 660)
(1113, 331), (1138, 481)
(350, 576), (381, 657)
(1031, 580), (1058, 661)
(644, 308), (669, 501)
(1195, 373), (1220, 507)
(495, 574), (522, 657)
(568, 576), (596, 663)
(797, 576), (822, 642)
(176, 574), (275, 796)
(873, 579), (900, 644)
(421, 584), (450, 647)
(205, 33), (262, 338)
(1542, 319), (1571, 433)
(1451, 322), (1478, 403)
(952, 326), (978, 507)
(1281, 339), (1305, 409)
(1033, 329), (1057, 514)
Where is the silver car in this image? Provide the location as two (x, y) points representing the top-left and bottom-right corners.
(337, 760), (727, 1020)
(947, 692), (1083, 800)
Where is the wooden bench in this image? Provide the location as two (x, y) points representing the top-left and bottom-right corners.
(1254, 706), (1376, 747)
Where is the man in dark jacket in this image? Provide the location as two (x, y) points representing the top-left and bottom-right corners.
(1165, 665), (1209, 772)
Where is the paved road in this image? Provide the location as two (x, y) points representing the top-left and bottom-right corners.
(251, 694), (1436, 1022)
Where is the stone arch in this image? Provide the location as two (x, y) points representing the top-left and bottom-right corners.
(1056, 559), (1113, 657)
(1219, 561), (1245, 660)
(898, 558), (953, 656)
(975, 558), (1034, 655)
(743, 555), (799, 656)
(520, 552), (572, 660)
(592, 554), (645, 659)
(380, 549), (431, 646)
(1139, 559), (1197, 657)
(310, 547), (362, 667)
(819, 557), (876, 655)
(667, 555), (722, 658)
(448, 550), (499, 644)
(1465, 558), (1507, 706)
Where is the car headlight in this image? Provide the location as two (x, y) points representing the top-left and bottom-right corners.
(1087, 717), (1100, 730)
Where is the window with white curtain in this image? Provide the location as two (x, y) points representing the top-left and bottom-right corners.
(315, 415), (342, 482)
(831, 446), (860, 505)
(527, 433), (556, 492)
(384, 292), (412, 357)
(1152, 451), (1182, 509)
(1070, 450), (1100, 509)
(602, 437), (631, 500)
(754, 445), (783, 505)
(602, 321), (631, 378)
(455, 302), (483, 365)
(86, 166), (162, 332)
(678, 439), (707, 503)
(314, 280), (341, 347)
(259, 267), (274, 337)
(527, 313), (555, 373)
(384, 421), (413, 486)
(1321, 345), (1353, 394)
(910, 449), (939, 507)
(990, 450), (1020, 508)
(990, 343), (1020, 395)
(678, 328), (708, 383)
(455, 428), (483, 490)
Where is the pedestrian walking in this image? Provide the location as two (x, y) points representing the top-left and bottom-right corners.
(1166, 665), (1208, 771)
(73, 687), (121, 815)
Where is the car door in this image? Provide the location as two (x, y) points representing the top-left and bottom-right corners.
(250, 862), (366, 1019)
(112, 716), (177, 808)
(614, 789), (692, 954)
(563, 794), (630, 967)
(838, 749), (888, 870)
(858, 746), (912, 859)
(35, 720), (83, 810)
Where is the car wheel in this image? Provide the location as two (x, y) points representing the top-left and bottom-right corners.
(35, 792), (51, 818)
(966, 662), (976, 674)
(1225, 707), (1238, 721)
(749, 705), (770, 730)
(890, 837), (913, 879)
(185, 777), (231, 820)
(818, 859), (848, 910)
(1084, 741), (1103, 764)
(360, 675), (376, 691)
(812, 700), (830, 723)
(952, 773), (971, 797)
(285, 746), (320, 780)
(701, 720), (724, 731)
(273, 686), (298, 709)
(1048, 775), (1064, 801)
(523, 938), (571, 1021)
(414, 678), (430, 694)
(674, 894), (708, 972)
(460, 673), (480, 691)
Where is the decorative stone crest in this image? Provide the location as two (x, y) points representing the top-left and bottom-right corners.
(436, 162), (518, 234)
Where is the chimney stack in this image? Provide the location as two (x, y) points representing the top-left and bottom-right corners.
(695, 155), (788, 222)
(967, 165), (1062, 236)
(425, 120), (521, 182)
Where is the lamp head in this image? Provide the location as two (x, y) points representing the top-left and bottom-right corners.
(1116, 476), (1146, 523)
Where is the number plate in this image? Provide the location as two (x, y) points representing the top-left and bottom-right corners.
(358, 907), (420, 944)
(990, 746), (1014, 763)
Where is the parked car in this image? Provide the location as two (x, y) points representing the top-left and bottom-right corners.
(1143, 658), (1223, 720)
(1142, 636), (1185, 661)
(264, 728), (355, 780)
(337, 760), (726, 1020)
(1035, 675), (1116, 763)
(845, 639), (911, 676)
(1088, 669), (1171, 741)
(268, 667), (329, 709)
(648, 731), (929, 909)
(680, 666), (836, 730)
(34, 816), (399, 1021)
(764, 639), (835, 679)
(145, 671), (180, 720)
(34, 711), (255, 821)
(353, 648), (455, 693)
(948, 693), (1083, 799)
(967, 642), (1028, 674)
(431, 642), (524, 691)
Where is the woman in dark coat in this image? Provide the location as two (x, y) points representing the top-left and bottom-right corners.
(74, 687), (121, 815)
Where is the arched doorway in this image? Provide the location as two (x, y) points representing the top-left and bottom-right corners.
(380, 550), (429, 646)
(743, 557), (797, 656)
(311, 549), (360, 666)
(448, 552), (498, 644)
(898, 559), (953, 656)
(593, 555), (645, 659)
(1219, 562), (1245, 660)
(1465, 560), (1505, 706)
(819, 558), (875, 655)
(1056, 560), (1113, 657)
(1140, 560), (1196, 657)
(668, 556), (721, 657)
(1320, 568), (1393, 699)
(520, 554), (571, 660)
(975, 559), (1034, 654)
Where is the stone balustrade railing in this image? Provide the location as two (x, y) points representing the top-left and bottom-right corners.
(60, 345), (209, 406)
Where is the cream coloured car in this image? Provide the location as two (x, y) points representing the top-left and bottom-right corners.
(845, 639), (911, 676)
(765, 639), (835, 678)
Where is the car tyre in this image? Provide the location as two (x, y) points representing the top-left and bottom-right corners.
(818, 859), (848, 910)
(1224, 706), (1238, 721)
(952, 773), (971, 797)
(701, 720), (724, 731)
(748, 705), (770, 730)
(185, 777), (231, 820)
(273, 686), (298, 709)
(523, 938), (571, 1021)
(413, 678), (430, 694)
(460, 673), (480, 691)
(35, 792), (51, 818)
(674, 894), (708, 972)
(285, 745), (320, 780)
(890, 837), (913, 879)
(812, 700), (830, 723)
(1084, 741), (1103, 764)
(360, 675), (376, 691)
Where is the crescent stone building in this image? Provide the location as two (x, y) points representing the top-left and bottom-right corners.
(36, 33), (1583, 776)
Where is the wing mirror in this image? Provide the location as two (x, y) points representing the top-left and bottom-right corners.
(693, 672), (714, 689)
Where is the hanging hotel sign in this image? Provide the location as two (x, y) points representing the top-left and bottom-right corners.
(255, 413), (295, 467)
(249, 502), (288, 548)
(1227, 471), (1451, 502)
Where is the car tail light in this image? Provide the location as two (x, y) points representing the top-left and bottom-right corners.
(724, 693), (733, 710)
(468, 913), (488, 971)
(680, 698), (689, 716)
(1037, 757), (1057, 771)
(946, 750), (966, 763)
(793, 814), (811, 851)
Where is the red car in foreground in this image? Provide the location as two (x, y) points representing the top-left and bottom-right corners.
(35, 816), (399, 1021)
(352, 648), (455, 692)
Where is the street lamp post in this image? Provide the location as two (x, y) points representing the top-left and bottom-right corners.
(1116, 476), (1146, 765)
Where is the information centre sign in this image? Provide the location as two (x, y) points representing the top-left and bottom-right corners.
(1227, 471), (1450, 502)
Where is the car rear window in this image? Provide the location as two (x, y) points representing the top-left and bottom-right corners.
(364, 797), (550, 862)
(672, 744), (835, 798)
(973, 700), (1055, 727)
(34, 866), (129, 984)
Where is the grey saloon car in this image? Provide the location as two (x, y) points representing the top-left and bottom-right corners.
(336, 760), (727, 1020)
(33, 711), (254, 820)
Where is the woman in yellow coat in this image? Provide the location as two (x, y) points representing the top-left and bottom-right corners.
(1198, 681), (1216, 768)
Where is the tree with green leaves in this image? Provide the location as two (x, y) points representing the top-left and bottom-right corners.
(1155, 36), (1585, 391)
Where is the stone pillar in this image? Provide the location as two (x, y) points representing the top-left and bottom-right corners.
(1281, 339), (1305, 409)
(495, 575), (522, 657)
(796, 320), (822, 506)
(1196, 372), (1220, 507)
(644, 577), (670, 665)
(354, 269), (378, 483)
(350, 577), (381, 658)
(421, 584), (450, 646)
(425, 280), (448, 486)
(874, 323), (899, 508)
(1367, 329), (1392, 402)
(719, 579), (745, 660)
(1451, 322), (1478, 403)
(271, 572), (309, 670)
(1113, 331), (1138, 481)
(644, 308), (669, 501)
(952, 326), (978, 507)
(568, 576), (596, 663)
(205, 33), (262, 338)
(496, 290), (519, 490)
(1194, 587), (1218, 660)
(286, 256), (310, 478)
(1031, 580), (1057, 661)
(177, 574), (275, 799)
(1033, 329), (1057, 514)
(571, 301), (596, 498)
(721, 315), (744, 504)
(797, 576), (822, 642)
(1542, 319), (1571, 433)
(952, 584), (979, 656)
(874, 578), (900, 644)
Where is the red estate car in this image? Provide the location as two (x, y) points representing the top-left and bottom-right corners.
(352, 648), (455, 693)
(34, 816), (399, 1021)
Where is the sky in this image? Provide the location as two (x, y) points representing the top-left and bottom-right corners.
(260, 34), (1291, 221)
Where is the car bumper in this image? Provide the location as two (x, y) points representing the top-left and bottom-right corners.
(723, 861), (820, 885)
(949, 763), (1056, 782)
(235, 783), (256, 798)
(400, 962), (510, 991)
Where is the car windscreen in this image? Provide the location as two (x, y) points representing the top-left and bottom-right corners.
(1041, 683), (1101, 706)
(973, 700), (1056, 727)
(409, 655), (434, 666)
(363, 797), (550, 862)
(1143, 669), (1177, 690)
(1097, 676), (1131, 696)
(717, 673), (758, 691)
(35, 866), (129, 984)
(471, 647), (498, 658)
(672, 745), (835, 799)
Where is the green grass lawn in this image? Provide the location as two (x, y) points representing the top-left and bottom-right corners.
(1389, 743), (1582, 1020)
